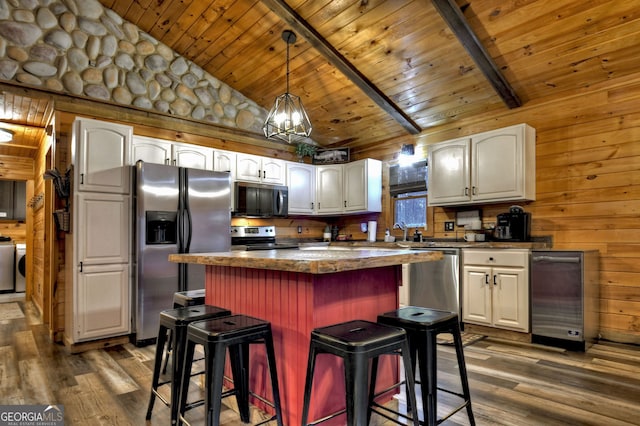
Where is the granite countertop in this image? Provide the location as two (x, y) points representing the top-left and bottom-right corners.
(325, 240), (550, 250)
(169, 248), (442, 274)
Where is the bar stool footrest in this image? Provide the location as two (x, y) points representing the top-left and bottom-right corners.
(370, 402), (416, 426)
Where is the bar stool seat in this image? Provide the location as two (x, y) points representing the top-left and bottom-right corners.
(162, 289), (207, 374)
(301, 319), (420, 426)
(173, 289), (206, 308)
(146, 304), (231, 425)
(178, 314), (284, 426)
(377, 306), (475, 426)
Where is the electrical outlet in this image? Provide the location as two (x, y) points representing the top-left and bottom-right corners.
(444, 221), (454, 231)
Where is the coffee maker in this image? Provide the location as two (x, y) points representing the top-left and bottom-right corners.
(495, 206), (531, 241)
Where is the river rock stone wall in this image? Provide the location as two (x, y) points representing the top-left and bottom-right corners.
(0, 0), (266, 132)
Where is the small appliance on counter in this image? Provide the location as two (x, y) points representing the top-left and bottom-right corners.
(494, 205), (531, 241)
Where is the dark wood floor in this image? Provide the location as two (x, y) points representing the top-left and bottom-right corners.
(2, 299), (640, 425)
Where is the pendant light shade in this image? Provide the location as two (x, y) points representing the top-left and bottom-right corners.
(263, 30), (312, 144)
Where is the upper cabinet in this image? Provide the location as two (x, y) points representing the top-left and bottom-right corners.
(131, 135), (172, 165)
(344, 159), (382, 213)
(428, 124), (535, 206)
(316, 159), (382, 215)
(75, 118), (132, 194)
(236, 153), (285, 185)
(132, 135), (214, 170)
(286, 162), (316, 215)
(173, 143), (214, 170)
(213, 150), (236, 180)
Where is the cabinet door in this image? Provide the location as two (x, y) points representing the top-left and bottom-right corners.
(344, 160), (366, 211)
(427, 138), (470, 206)
(287, 162), (316, 214)
(132, 136), (172, 165)
(262, 157), (285, 185)
(76, 263), (130, 341)
(213, 150), (236, 178)
(316, 165), (344, 214)
(236, 153), (262, 182)
(76, 193), (129, 265)
(462, 265), (492, 325)
(472, 126), (523, 201)
(492, 266), (529, 331)
(75, 118), (132, 193)
(343, 159), (382, 213)
(172, 144), (213, 170)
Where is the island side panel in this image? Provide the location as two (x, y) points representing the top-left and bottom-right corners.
(205, 264), (401, 426)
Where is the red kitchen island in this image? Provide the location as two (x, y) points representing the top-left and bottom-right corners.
(169, 247), (442, 425)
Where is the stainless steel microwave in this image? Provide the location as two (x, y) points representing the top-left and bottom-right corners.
(233, 182), (288, 217)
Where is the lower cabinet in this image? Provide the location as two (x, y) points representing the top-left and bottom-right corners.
(462, 249), (529, 332)
(75, 263), (130, 341)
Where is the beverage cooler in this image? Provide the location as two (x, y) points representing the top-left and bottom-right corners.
(530, 250), (599, 351)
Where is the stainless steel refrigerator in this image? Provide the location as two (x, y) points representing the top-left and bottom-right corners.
(133, 161), (231, 345)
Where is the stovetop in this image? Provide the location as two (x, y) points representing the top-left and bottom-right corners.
(231, 225), (299, 250)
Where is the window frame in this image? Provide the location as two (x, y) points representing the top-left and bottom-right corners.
(391, 191), (435, 238)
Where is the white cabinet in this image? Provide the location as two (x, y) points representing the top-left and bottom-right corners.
(316, 165), (344, 214)
(132, 135), (172, 165)
(213, 150), (236, 179)
(75, 117), (132, 194)
(344, 159), (382, 212)
(132, 136), (214, 170)
(75, 263), (130, 341)
(428, 123), (535, 206)
(76, 193), (130, 265)
(286, 162), (316, 214)
(173, 143), (214, 170)
(68, 118), (132, 344)
(236, 153), (285, 184)
(316, 159), (382, 215)
(462, 249), (529, 332)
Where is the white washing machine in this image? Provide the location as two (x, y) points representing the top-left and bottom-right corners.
(15, 243), (26, 292)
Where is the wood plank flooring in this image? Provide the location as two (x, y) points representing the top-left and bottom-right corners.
(1, 299), (640, 425)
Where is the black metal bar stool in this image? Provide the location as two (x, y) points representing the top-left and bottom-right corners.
(162, 289), (208, 374)
(300, 319), (420, 426)
(146, 304), (231, 425)
(173, 289), (206, 308)
(377, 307), (475, 426)
(178, 314), (284, 426)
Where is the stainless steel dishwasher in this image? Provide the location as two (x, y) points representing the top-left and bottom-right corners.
(531, 250), (600, 351)
(408, 248), (461, 319)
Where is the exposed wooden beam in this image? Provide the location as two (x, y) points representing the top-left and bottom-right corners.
(261, 0), (422, 135)
(431, 0), (522, 109)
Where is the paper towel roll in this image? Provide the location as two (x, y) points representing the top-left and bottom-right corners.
(367, 221), (377, 242)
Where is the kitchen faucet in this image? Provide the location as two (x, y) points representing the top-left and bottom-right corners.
(393, 222), (408, 241)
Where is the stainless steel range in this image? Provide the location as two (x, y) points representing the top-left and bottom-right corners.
(231, 226), (299, 250)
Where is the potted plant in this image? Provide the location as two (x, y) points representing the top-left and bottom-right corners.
(295, 142), (317, 162)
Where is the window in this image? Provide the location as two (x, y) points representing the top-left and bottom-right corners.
(393, 191), (428, 228)
(389, 160), (433, 235)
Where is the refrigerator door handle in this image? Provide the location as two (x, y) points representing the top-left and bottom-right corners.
(532, 256), (581, 263)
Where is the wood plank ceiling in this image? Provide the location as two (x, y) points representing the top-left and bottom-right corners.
(1, 0), (640, 159)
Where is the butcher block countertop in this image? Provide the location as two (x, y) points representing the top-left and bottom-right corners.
(169, 247), (442, 274)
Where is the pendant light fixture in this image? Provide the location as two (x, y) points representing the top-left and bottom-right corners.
(263, 30), (312, 144)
